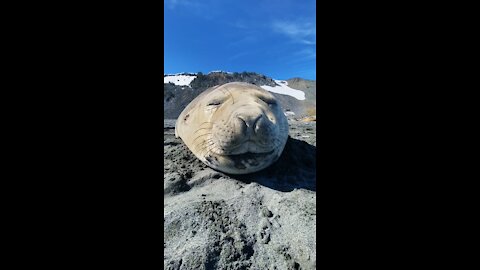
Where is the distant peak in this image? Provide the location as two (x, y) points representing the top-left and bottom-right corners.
(207, 70), (233, 74)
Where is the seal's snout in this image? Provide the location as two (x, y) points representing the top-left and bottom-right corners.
(236, 114), (263, 135)
(237, 114), (262, 129)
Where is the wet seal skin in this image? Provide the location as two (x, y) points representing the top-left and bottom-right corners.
(175, 82), (289, 174)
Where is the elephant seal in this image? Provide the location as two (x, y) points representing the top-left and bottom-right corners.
(175, 82), (289, 174)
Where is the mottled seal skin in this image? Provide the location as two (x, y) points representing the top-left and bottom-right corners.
(175, 82), (289, 174)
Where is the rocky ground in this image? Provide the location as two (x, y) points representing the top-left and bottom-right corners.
(164, 119), (317, 270)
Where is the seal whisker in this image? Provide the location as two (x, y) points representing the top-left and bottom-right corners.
(201, 144), (218, 158)
(194, 142), (219, 157)
(195, 144), (213, 158)
(196, 122), (213, 129)
(197, 121), (213, 126)
(193, 129), (213, 136)
(192, 132), (212, 141)
(194, 139), (216, 155)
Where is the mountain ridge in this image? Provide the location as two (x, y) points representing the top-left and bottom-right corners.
(163, 71), (316, 120)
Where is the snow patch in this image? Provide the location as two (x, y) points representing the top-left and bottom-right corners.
(164, 74), (197, 86)
(261, 80), (306, 100)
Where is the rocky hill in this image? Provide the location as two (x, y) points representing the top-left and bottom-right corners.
(286, 78), (317, 116)
(164, 71), (316, 120)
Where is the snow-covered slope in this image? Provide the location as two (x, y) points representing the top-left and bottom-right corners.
(260, 80), (306, 100)
(164, 74), (197, 86)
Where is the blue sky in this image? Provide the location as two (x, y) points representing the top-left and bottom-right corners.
(164, 0), (316, 80)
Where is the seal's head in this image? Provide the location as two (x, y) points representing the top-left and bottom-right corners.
(175, 82), (289, 174)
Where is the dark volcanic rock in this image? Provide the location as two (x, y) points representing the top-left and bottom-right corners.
(191, 71), (277, 91)
(164, 83), (206, 119)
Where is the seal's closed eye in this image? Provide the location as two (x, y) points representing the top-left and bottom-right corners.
(207, 98), (225, 106)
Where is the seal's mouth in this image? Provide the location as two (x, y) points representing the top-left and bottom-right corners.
(219, 149), (276, 170)
(224, 149), (275, 160)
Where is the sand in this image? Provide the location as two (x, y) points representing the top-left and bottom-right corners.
(164, 119), (316, 270)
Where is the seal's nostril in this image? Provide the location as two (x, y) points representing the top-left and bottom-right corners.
(237, 116), (247, 127)
(253, 114), (262, 127)
(235, 116), (248, 137)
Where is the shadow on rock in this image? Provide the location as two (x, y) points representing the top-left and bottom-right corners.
(228, 137), (316, 192)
